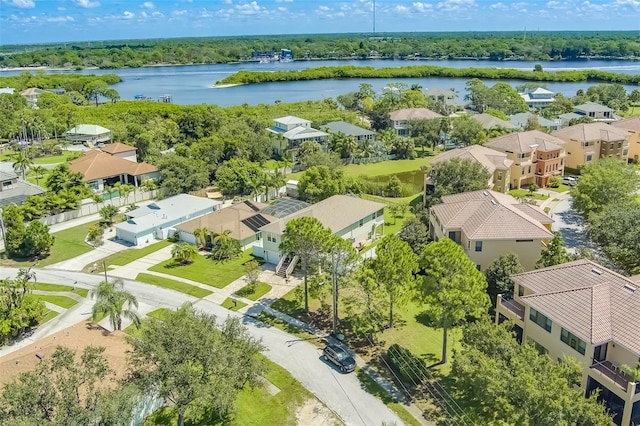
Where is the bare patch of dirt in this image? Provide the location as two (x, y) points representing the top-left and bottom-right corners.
(0, 321), (130, 387)
(295, 398), (342, 426)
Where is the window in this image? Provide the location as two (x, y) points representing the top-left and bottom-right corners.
(359, 219), (364, 227)
(497, 173), (502, 181)
(476, 264), (481, 271)
(528, 338), (548, 355)
(529, 308), (552, 332)
(475, 241), (482, 252)
(561, 328), (586, 355)
(518, 285), (525, 297)
(586, 154), (593, 162)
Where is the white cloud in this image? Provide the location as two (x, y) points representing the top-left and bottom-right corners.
(171, 9), (187, 16)
(75, 0), (100, 8)
(436, 0), (475, 12)
(394, 5), (410, 13)
(235, 1), (265, 15)
(276, 6), (287, 11)
(318, 5), (330, 11)
(275, 0), (293, 2)
(123, 10), (135, 19)
(46, 15), (75, 22)
(3, 0), (35, 9)
(413, 2), (433, 12)
(614, 0), (640, 7)
(152, 11), (164, 17)
(142, 1), (154, 9)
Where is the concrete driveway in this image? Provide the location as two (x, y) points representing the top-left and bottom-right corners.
(0, 267), (403, 426)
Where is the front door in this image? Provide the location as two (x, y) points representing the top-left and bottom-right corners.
(594, 344), (608, 362)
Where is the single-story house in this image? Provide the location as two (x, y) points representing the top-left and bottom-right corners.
(115, 194), (221, 246)
(65, 124), (112, 146)
(471, 113), (518, 131)
(573, 102), (619, 123)
(176, 201), (278, 250)
(0, 170), (45, 208)
(69, 150), (159, 192)
(323, 121), (376, 145)
(257, 195), (385, 265)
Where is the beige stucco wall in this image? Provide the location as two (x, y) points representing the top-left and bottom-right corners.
(461, 236), (545, 271)
(563, 139), (601, 170)
(625, 131), (640, 162)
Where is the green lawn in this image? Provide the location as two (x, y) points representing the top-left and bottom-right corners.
(1, 221), (98, 267)
(546, 184), (570, 193)
(86, 240), (173, 273)
(221, 297), (247, 311)
(257, 312), (321, 343)
(147, 308), (173, 320)
(39, 309), (59, 324)
(235, 281), (272, 301)
(149, 250), (257, 289)
(289, 156), (434, 180)
(34, 282), (89, 297)
(33, 294), (78, 309)
(135, 273), (213, 298)
(357, 369), (422, 426)
(143, 356), (326, 426)
(508, 189), (549, 201)
(0, 149), (79, 164)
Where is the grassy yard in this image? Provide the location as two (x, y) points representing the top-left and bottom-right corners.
(546, 184), (570, 193)
(0, 221), (98, 267)
(289, 156), (434, 180)
(123, 308), (172, 336)
(143, 356), (326, 426)
(235, 281), (272, 301)
(135, 273), (213, 298)
(221, 297), (247, 311)
(508, 189), (549, 201)
(33, 294), (78, 309)
(39, 309), (59, 324)
(149, 250), (257, 289)
(357, 369), (422, 426)
(0, 149), (79, 164)
(84, 240), (173, 273)
(34, 282), (89, 297)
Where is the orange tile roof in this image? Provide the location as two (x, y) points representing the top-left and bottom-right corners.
(101, 142), (136, 154)
(69, 150), (158, 181)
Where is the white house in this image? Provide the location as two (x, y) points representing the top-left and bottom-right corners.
(115, 194), (221, 246)
(256, 195), (385, 265)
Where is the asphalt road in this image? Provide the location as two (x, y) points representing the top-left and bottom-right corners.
(0, 268), (403, 426)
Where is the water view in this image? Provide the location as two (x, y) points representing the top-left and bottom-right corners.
(2, 58), (639, 106)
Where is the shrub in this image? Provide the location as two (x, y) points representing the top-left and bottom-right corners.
(386, 343), (428, 387)
(548, 176), (561, 188)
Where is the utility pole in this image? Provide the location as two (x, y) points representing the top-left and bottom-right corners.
(331, 249), (338, 336)
(0, 207), (6, 253)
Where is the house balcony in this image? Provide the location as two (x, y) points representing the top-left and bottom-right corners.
(590, 359), (639, 394)
(497, 294), (524, 321)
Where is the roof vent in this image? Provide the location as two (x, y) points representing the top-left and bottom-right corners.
(624, 283), (637, 292)
(592, 268), (603, 275)
(482, 191), (489, 196)
(490, 199), (497, 205)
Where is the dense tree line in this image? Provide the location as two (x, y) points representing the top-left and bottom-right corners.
(3, 32), (640, 69)
(218, 64), (640, 85)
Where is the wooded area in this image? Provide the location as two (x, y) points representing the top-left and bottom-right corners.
(2, 31), (640, 69)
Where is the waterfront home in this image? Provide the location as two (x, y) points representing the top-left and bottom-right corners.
(389, 108), (443, 136)
(65, 124), (112, 146)
(496, 259), (640, 426)
(519, 87), (555, 110)
(429, 189), (552, 271)
(573, 102), (619, 123)
(267, 116), (329, 162)
(422, 87), (464, 112)
(323, 121), (376, 145)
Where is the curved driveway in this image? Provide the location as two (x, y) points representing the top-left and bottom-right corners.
(0, 268), (403, 426)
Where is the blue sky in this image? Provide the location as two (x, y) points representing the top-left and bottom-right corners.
(1, 0), (640, 45)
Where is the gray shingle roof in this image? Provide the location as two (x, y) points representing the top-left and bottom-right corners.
(323, 121), (375, 137)
(574, 102), (614, 113)
(515, 259), (640, 355)
(471, 113), (517, 130)
(260, 195), (385, 235)
(0, 179), (46, 208)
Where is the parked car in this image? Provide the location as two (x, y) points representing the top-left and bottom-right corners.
(323, 343), (356, 373)
(562, 175), (578, 186)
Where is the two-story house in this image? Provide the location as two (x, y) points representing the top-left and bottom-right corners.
(552, 122), (630, 170)
(520, 87), (556, 110)
(428, 145), (513, 194)
(422, 87), (464, 112)
(257, 195), (385, 266)
(485, 130), (566, 189)
(611, 117), (640, 163)
(389, 108), (443, 136)
(65, 124), (113, 147)
(573, 102), (619, 123)
(496, 259), (640, 426)
(266, 116), (329, 161)
(428, 190), (552, 271)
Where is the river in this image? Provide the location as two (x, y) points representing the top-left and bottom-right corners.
(2, 59), (640, 106)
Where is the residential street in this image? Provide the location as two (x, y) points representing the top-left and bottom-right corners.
(0, 267), (403, 426)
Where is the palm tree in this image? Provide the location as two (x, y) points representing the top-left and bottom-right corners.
(30, 165), (47, 186)
(211, 229), (241, 261)
(343, 135), (359, 163)
(171, 242), (199, 265)
(12, 151), (33, 180)
(90, 279), (140, 331)
(193, 227), (209, 249)
(267, 169), (287, 200)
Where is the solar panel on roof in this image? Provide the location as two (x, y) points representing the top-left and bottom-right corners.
(242, 214), (272, 232)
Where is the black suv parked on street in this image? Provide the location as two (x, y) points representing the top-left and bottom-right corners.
(323, 343), (356, 373)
